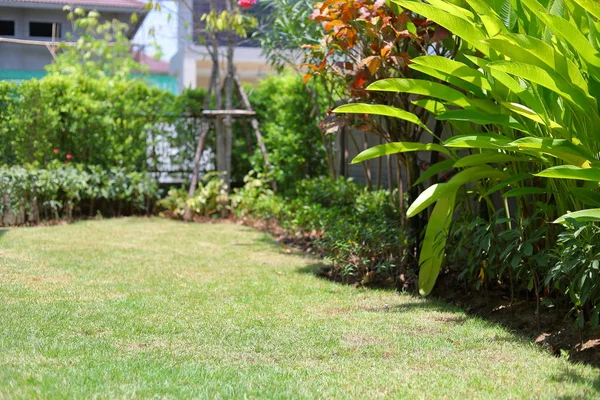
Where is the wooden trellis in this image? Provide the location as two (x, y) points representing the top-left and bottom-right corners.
(183, 72), (274, 222)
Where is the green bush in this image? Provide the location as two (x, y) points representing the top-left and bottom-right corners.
(0, 164), (159, 225)
(157, 173), (230, 219)
(0, 75), (174, 170)
(549, 221), (600, 328)
(232, 73), (328, 192)
(232, 174), (411, 285)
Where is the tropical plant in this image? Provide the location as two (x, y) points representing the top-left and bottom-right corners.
(304, 0), (454, 222)
(338, 0), (600, 298)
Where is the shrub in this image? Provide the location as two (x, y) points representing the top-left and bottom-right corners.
(157, 173), (230, 219)
(0, 75), (174, 170)
(234, 73), (329, 192)
(0, 164), (159, 225)
(549, 221), (600, 328)
(232, 173), (412, 286)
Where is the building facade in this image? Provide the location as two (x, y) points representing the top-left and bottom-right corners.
(170, 0), (273, 92)
(0, 0), (145, 71)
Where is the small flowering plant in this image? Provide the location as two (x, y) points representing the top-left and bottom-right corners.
(237, 0), (256, 9)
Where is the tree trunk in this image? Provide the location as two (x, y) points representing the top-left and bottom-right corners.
(183, 0), (220, 222)
(220, 0), (235, 189)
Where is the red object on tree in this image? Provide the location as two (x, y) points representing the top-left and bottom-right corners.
(237, 0), (256, 9)
(53, 148), (59, 154)
(66, 154), (73, 159)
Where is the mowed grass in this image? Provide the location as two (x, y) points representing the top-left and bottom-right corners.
(0, 218), (598, 399)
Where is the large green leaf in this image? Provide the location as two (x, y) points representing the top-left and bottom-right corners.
(465, 0), (508, 37)
(443, 134), (515, 150)
(437, 109), (527, 132)
(573, 0), (600, 19)
(408, 64), (487, 98)
(486, 34), (589, 95)
(571, 188), (600, 207)
(414, 159), (456, 186)
(407, 166), (508, 217)
(500, 102), (569, 138)
(351, 142), (450, 164)
(393, 0), (489, 54)
(410, 56), (492, 91)
(425, 0), (475, 21)
(418, 191), (457, 296)
(535, 165), (600, 181)
(411, 99), (448, 115)
(453, 153), (529, 168)
(554, 208), (600, 223)
(488, 61), (593, 114)
(540, 13), (600, 69)
(366, 79), (472, 108)
(333, 103), (432, 134)
(508, 138), (595, 167)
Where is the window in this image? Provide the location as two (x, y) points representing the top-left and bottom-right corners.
(29, 22), (61, 38)
(0, 20), (15, 36)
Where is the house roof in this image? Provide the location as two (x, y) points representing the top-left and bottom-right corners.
(136, 52), (170, 75)
(1, 0), (145, 9)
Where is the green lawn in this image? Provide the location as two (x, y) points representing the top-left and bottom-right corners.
(0, 218), (598, 399)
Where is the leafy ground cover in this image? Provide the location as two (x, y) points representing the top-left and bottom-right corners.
(0, 218), (599, 398)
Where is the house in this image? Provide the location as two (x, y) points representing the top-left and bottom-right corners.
(0, 0), (146, 73)
(170, 0), (273, 92)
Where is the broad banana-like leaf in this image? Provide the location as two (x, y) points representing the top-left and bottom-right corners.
(464, 0), (508, 37)
(554, 208), (600, 223)
(366, 79), (472, 108)
(437, 109), (527, 132)
(540, 13), (600, 69)
(571, 188), (600, 207)
(425, 0), (475, 21)
(487, 68), (546, 115)
(411, 99), (448, 115)
(535, 165), (600, 181)
(414, 159), (456, 186)
(502, 187), (550, 197)
(444, 134), (515, 149)
(418, 191), (457, 296)
(501, 102), (569, 138)
(392, 0), (490, 55)
(487, 34), (589, 95)
(410, 56), (492, 91)
(351, 142), (450, 164)
(453, 153), (529, 168)
(407, 166), (508, 217)
(508, 138), (595, 167)
(333, 103), (432, 134)
(488, 61), (593, 114)
(408, 64), (487, 98)
(573, 0), (600, 19)
(483, 173), (532, 197)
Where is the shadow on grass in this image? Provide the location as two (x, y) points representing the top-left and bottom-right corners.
(0, 229), (8, 239)
(551, 367), (600, 397)
(296, 263), (328, 276)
